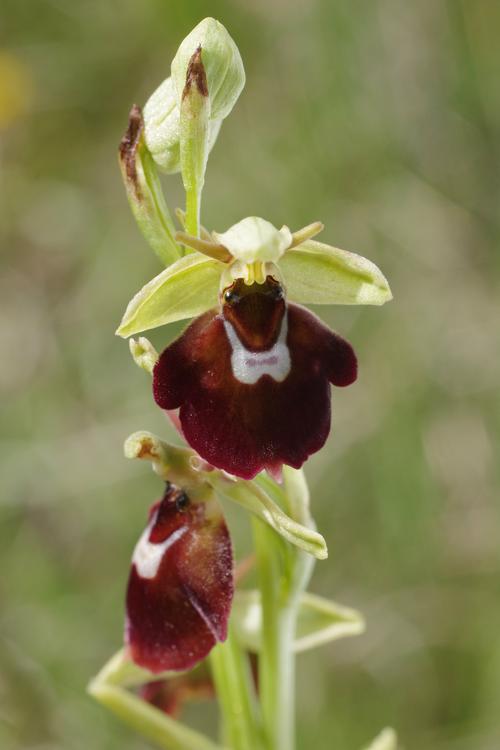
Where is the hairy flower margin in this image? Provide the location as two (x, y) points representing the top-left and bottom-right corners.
(89, 16), (397, 750)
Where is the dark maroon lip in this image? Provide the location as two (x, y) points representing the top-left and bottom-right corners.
(126, 483), (233, 673)
(152, 302), (357, 480)
(222, 276), (285, 351)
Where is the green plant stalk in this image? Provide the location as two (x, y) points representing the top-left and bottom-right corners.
(253, 517), (301, 750)
(210, 626), (264, 750)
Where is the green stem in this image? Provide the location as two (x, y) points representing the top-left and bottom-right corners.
(184, 183), (201, 237)
(253, 519), (299, 750)
(210, 627), (264, 750)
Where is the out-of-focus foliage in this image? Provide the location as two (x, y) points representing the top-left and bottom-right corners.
(0, 1), (499, 749)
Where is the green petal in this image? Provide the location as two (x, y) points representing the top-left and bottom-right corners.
(116, 253), (221, 337)
(129, 337), (159, 374)
(231, 590), (364, 654)
(280, 239), (392, 306)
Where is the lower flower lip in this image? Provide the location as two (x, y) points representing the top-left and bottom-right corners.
(153, 302), (356, 480)
(126, 484), (233, 672)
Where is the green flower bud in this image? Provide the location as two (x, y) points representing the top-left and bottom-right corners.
(143, 75), (222, 175)
(143, 77), (180, 174)
(171, 17), (245, 121)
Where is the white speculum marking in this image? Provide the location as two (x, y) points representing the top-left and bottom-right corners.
(223, 314), (291, 385)
(132, 513), (188, 579)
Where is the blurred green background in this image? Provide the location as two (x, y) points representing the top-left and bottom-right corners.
(1, 1), (499, 748)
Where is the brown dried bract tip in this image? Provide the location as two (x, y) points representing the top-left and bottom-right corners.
(119, 104), (144, 198)
(182, 46), (208, 99)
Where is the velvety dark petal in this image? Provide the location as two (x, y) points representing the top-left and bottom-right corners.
(125, 483), (233, 673)
(153, 285), (357, 479)
(287, 304), (357, 387)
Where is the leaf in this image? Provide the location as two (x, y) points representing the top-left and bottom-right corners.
(280, 239), (392, 306)
(116, 253), (222, 337)
(231, 590), (365, 654)
(362, 728), (398, 750)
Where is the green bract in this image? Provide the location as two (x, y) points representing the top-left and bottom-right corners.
(119, 107), (181, 267)
(117, 215), (392, 337)
(231, 590), (365, 654)
(208, 473), (328, 560)
(171, 17), (245, 121)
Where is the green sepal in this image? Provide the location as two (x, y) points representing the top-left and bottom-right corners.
(119, 106), (181, 267)
(362, 728), (398, 750)
(116, 252), (221, 337)
(231, 590), (365, 654)
(280, 239), (392, 306)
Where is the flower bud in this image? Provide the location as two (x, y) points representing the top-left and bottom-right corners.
(143, 76), (222, 175)
(171, 17), (245, 121)
(143, 77), (180, 174)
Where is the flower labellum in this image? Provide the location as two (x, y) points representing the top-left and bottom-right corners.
(125, 482), (233, 672)
(153, 276), (357, 480)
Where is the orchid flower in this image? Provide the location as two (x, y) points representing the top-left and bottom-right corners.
(117, 215), (391, 479)
(126, 480), (233, 673)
